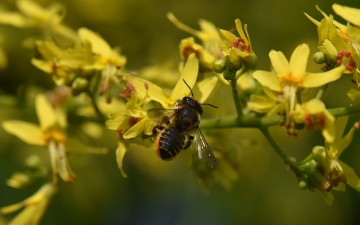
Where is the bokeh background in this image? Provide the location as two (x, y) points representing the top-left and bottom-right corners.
(1, 0), (360, 224)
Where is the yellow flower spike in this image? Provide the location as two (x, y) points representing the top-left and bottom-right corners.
(0, 183), (57, 225)
(332, 4), (360, 27)
(292, 99), (335, 143)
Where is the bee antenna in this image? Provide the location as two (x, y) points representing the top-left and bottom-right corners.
(182, 79), (194, 98)
(202, 103), (218, 108)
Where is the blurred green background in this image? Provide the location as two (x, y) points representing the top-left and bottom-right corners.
(1, 0), (360, 224)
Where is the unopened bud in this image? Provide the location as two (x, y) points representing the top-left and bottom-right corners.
(313, 51), (326, 64)
(223, 69), (236, 80)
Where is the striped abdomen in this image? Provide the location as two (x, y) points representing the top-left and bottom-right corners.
(155, 127), (190, 160)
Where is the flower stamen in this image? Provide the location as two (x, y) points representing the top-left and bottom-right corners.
(337, 50), (356, 71)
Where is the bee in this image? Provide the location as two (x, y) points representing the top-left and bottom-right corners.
(144, 79), (218, 168)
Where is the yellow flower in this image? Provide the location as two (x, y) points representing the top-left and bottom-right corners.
(0, 183), (56, 225)
(179, 37), (216, 71)
(306, 116), (360, 205)
(2, 95), (107, 183)
(32, 38), (98, 86)
(305, 13), (358, 73)
(291, 99), (335, 143)
(219, 18), (257, 70)
(0, 0), (78, 42)
(167, 12), (221, 57)
(78, 27), (127, 94)
(253, 44), (345, 115)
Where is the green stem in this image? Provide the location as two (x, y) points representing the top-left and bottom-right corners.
(200, 103), (360, 130)
(316, 84), (328, 100)
(229, 66), (249, 119)
(89, 93), (106, 122)
(230, 79), (243, 118)
(260, 127), (302, 175)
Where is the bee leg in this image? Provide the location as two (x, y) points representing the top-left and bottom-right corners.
(142, 125), (164, 140)
(183, 135), (194, 150)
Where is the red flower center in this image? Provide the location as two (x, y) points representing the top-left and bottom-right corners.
(337, 50), (356, 71)
(304, 113), (325, 130)
(231, 38), (250, 53)
(182, 46), (201, 60)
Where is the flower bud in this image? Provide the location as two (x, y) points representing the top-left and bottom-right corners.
(223, 69), (236, 80)
(313, 51), (326, 64)
(213, 59), (226, 73)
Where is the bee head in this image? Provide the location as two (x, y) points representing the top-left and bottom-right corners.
(182, 96), (203, 115)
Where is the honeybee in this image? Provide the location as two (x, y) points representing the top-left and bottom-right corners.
(144, 79), (218, 169)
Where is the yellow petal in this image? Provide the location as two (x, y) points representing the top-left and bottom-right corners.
(124, 75), (170, 108)
(17, 0), (47, 19)
(248, 95), (276, 113)
(219, 29), (237, 45)
(35, 94), (57, 131)
(123, 119), (147, 139)
(235, 19), (248, 44)
(252, 70), (281, 91)
(337, 125), (356, 157)
(322, 115), (335, 143)
(0, 12), (28, 27)
(198, 19), (220, 41)
(269, 50), (290, 77)
(318, 189), (334, 206)
(31, 59), (52, 74)
(2, 121), (45, 145)
(333, 4), (360, 27)
(116, 140), (129, 178)
(193, 76), (218, 103)
(167, 12), (208, 41)
(333, 116), (348, 146)
(302, 66), (345, 87)
(35, 39), (64, 60)
(78, 28), (112, 55)
(339, 161), (360, 192)
(289, 44), (309, 77)
(170, 53), (199, 101)
(304, 12), (320, 26)
(347, 88), (360, 102)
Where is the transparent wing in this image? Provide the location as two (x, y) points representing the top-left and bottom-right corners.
(194, 128), (217, 169)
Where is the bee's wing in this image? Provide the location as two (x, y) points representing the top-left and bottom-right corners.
(194, 128), (217, 169)
(147, 108), (175, 125)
